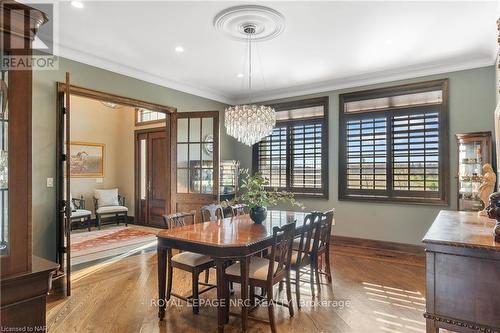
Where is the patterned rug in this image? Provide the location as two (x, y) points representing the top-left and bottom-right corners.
(71, 227), (157, 254)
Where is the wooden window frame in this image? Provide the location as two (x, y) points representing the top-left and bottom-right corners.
(339, 79), (449, 205)
(135, 108), (167, 126)
(252, 97), (329, 199)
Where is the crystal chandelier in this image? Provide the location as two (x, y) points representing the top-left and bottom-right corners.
(225, 25), (276, 146)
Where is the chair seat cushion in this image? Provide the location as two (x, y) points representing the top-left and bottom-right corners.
(71, 209), (92, 218)
(96, 206), (128, 214)
(226, 257), (277, 281)
(171, 252), (213, 267)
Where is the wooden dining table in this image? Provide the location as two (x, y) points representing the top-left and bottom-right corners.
(156, 210), (309, 333)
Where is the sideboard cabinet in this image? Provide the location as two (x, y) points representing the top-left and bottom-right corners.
(423, 211), (500, 333)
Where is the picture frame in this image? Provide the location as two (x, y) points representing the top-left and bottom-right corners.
(69, 142), (105, 177)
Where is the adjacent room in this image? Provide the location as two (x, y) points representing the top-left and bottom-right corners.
(1, 1), (499, 333)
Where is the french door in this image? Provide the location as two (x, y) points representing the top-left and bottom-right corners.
(170, 111), (219, 223)
(135, 128), (168, 227)
(56, 73), (72, 296)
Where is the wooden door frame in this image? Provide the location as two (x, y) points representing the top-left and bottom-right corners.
(134, 126), (167, 227)
(55, 83), (175, 282)
(170, 111), (220, 217)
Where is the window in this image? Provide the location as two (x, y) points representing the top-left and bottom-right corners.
(135, 108), (166, 125)
(253, 97), (328, 198)
(339, 79), (449, 204)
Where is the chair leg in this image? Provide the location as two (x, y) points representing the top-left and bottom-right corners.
(87, 216), (91, 232)
(310, 260), (315, 298)
(116, 213), (119, 225)
(204, 268), (209, 284)
(224, 277), (230, 323)
(249, 283), (256, 307)
(324, 248), (332, 283)
(267, 284), (277, 333)
(315, 257), (321, 292)
(97, 214), (102, 230)
(124, 212), (128, 227)
(166, 250), (173, 301)
(192, 269), (200, 315)
(295, 269), (301, 309)
(286, 271), (294, 317)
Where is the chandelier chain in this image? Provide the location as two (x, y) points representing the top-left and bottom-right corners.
(248, 30), (252, 104)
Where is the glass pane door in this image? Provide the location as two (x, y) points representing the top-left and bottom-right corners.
(176, 117), (215, 195)
(458, 140), (484, 211)
(172, 112), (219, 221)
(0, 68), (8, 256)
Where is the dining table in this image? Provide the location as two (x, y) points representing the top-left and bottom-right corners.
(156, 210), (310, 333)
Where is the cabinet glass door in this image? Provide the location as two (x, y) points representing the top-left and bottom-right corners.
(0, 67), (8, 255)
(458, 140), (484, 211)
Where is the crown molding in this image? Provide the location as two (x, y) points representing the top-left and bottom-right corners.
(233, 55), (496, 104)
(57, 44), (495, 106)
(57, 44), (235, 105)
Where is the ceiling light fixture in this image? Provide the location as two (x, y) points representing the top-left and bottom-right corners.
(71, 1), (84, 9)
(224, 24), (276, 146)
(101, 101), (122, 109)
(237, 73), (244, 78)
(175, 46), (184, 53)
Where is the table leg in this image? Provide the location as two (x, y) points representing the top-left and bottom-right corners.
(240, 256), (250, 333)
(157, 244), (167, 320)
(215, 258), (227, 333)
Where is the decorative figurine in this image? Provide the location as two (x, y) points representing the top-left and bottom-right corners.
(486, 192), (500, 242)
(478, 163), (496, 216)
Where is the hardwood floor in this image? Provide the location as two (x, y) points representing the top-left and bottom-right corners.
(47, 246), (429, 333)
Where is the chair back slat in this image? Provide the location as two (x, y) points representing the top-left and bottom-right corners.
(268, 222), (296, 280)
(295, 213), (320, 265)
(201, 204), (224, 222)
(311, 209), (335, 253)
(230, 204), (248, 217)
(162, 211), (196, 229)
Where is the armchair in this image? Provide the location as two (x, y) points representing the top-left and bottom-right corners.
(70, 194), (93, 231)
(93, 189), (128, 229)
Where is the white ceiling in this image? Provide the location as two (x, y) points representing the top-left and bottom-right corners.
(53, 1), (499, 104)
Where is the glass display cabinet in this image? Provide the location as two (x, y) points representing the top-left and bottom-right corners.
(456, 132), (492, 211)
(220, 160), (239, 201)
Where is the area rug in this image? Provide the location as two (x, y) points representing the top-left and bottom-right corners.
(71, 227), (157, 265)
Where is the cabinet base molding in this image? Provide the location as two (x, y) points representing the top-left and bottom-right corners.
(424, 313), (500, 333)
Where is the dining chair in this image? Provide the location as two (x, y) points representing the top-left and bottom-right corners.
(201, 203), (225, 222)
(311, 209), (335, 284)
(290, 212), (321, 308)
(289, 209), (334, 307)
(230, 203), (248, 217)
(162, 211), (216, 314)
(224, 222), (296, 333)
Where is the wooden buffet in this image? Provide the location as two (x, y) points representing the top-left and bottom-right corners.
(423, 210), (500, 333)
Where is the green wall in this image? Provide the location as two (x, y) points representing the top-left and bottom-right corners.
(231, 66), (496, 245)
(32, 57), (236, 260)
(32, 60), (495, 261)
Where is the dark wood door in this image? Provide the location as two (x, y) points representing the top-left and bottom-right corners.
(135, 129), (168, 227)
(170, 112), (219, 223)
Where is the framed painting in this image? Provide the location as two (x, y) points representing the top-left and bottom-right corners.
(69, 142), (105, 177)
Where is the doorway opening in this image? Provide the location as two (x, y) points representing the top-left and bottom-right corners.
(55, 82), (175, 295)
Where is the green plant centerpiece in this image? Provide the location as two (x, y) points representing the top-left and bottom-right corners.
(230, 170), (303, 224)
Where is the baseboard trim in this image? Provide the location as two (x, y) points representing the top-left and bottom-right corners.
(331, 235), (425, 257)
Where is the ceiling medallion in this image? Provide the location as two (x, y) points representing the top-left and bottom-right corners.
(213, 5), (285, 42)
